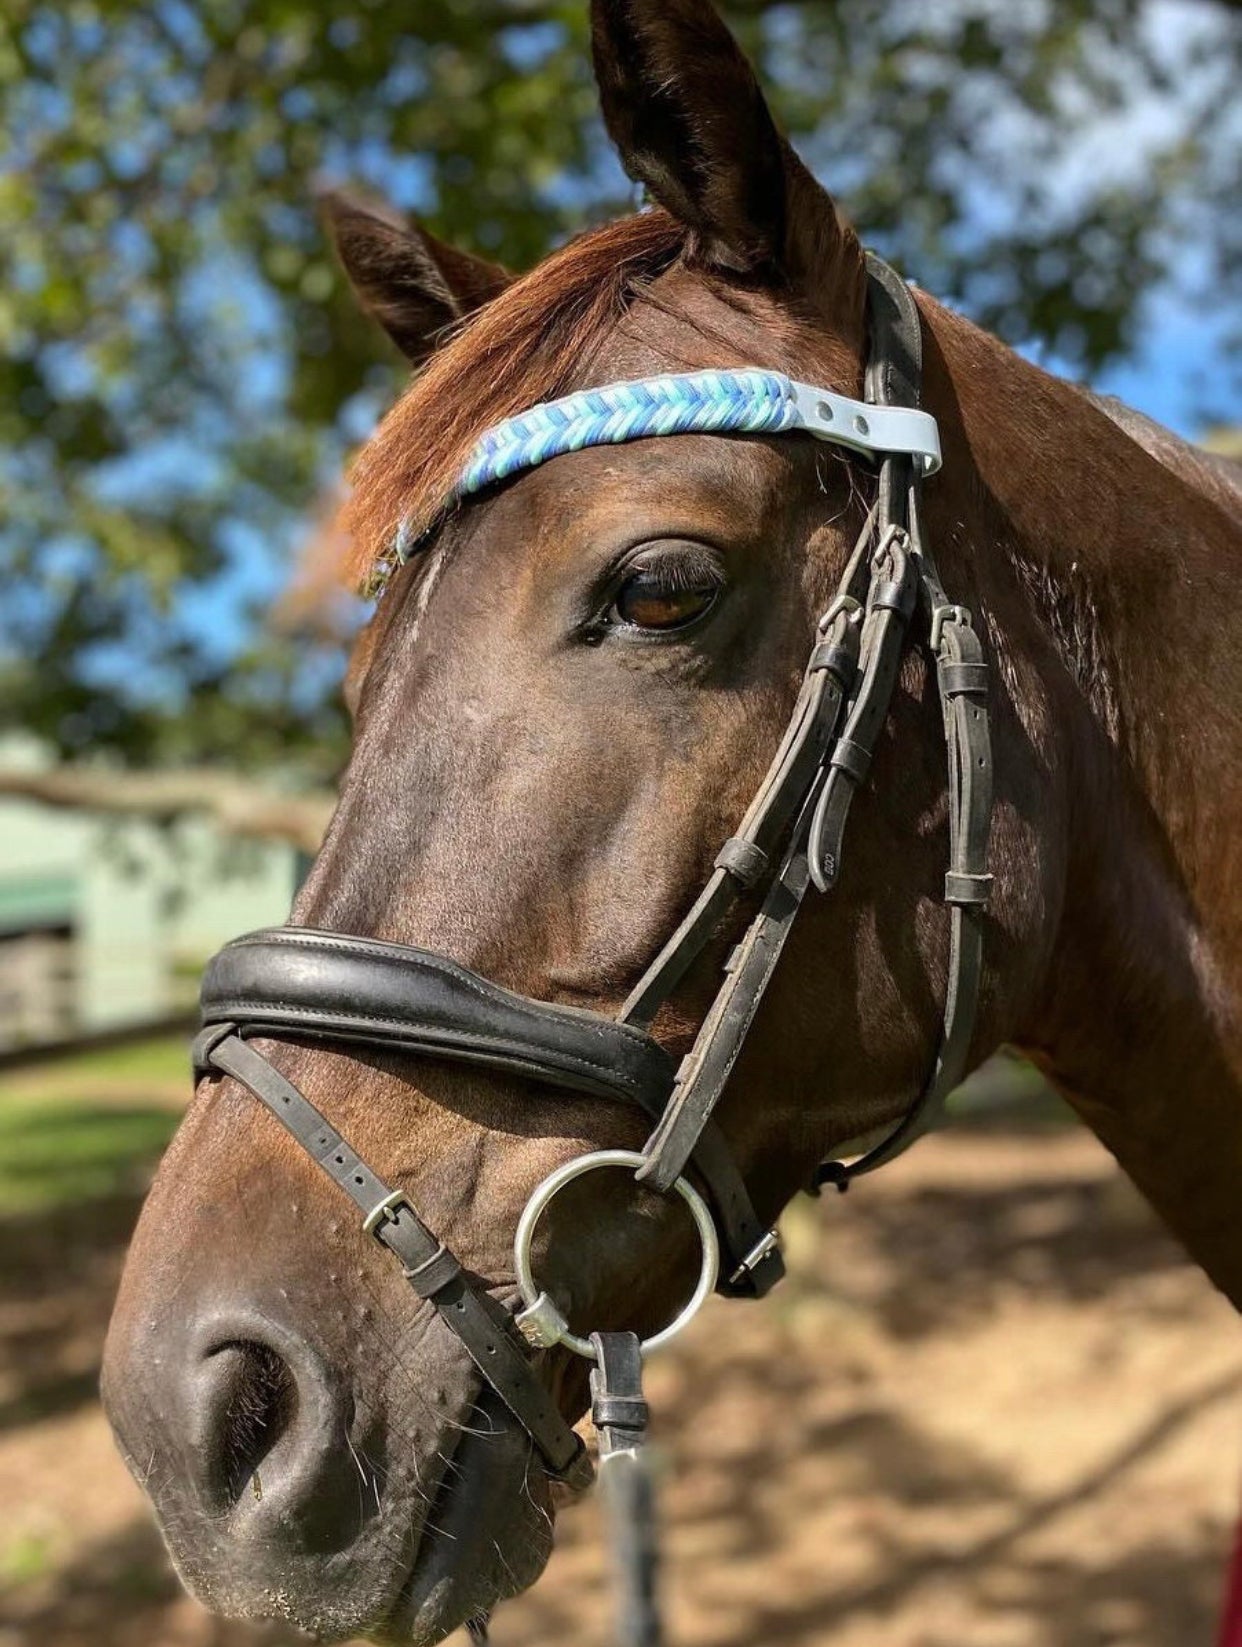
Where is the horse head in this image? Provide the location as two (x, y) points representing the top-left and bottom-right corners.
(102, 1), (1067, 1639)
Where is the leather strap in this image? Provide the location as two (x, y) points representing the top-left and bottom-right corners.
(590, 1332), (661, 1647)
(202, 928), (674, 1110)
(199, 928), (781, 1301)
(634, 629), (853, 1195)
(638, 791), (819, 1196)
(815, 268), (993, 1187)
(196, 1026), (593, 1489)
(815, 577), (991, 1184)
(589, 1331), (649, 1457)
(864, 250), (922, 412)
(640, 255), (992, 1200)
(619, 611), (859, 1032)
(807, 528), (916, 891)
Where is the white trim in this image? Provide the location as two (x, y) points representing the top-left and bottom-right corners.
(790, 382), (942, 473)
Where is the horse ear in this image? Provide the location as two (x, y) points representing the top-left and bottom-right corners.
(321, 190), (511, 365)
(590, 0), (852, 283)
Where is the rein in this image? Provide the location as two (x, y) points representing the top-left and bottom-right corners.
(192, 253), (993, 1641)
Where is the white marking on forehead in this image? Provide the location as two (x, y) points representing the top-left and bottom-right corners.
(405, 542), (450, 650)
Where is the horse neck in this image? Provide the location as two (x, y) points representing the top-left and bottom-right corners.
(921, 298), (1242, 1302)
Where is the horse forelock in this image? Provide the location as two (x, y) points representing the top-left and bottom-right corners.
(341, 210), (690, 586)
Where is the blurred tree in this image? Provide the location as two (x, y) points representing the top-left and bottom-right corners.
(1, 0), (1238, 775)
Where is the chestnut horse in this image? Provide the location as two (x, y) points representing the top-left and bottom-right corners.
(103, 0), (1242, 1641)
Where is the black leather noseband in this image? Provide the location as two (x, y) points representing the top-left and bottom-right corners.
(202, 928), (675, 1108)
(193, 254), (993, 1487)
(200, 927), (787, 1304)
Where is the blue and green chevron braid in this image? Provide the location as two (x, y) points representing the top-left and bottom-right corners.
(369, 369), (805, 591)
(454, 368), (800, 498)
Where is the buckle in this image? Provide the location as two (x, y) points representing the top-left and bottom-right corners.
(729, 1228), (781, 1287)
(930, 602), (972, 653)
(362, 1187), (413, 1237)
(515, 1290), (572, 1350)
(817, 594), (862, 635)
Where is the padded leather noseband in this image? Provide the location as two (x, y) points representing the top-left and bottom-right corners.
(201, 928), (676, 1109)
(200, 927), (785, 1305)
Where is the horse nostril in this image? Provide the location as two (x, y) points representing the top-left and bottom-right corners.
(205, 1339), (299, 1508)
(168, 1317), (369, 1554)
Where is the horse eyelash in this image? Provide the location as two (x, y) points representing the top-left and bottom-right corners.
(621, 543), (726, 593)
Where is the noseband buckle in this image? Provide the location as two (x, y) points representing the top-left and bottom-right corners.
(362, 1187), (415, 1237)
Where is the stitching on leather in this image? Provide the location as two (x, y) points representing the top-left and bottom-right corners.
(209, 996), (638, 1087)
(225, 930), (662, 1055)
(228, 999), (628, 1086)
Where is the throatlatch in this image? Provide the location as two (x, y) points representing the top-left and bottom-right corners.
(193, 253), (993, 1646)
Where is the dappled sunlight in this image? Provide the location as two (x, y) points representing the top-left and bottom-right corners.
(1, 1058), (1236, 1647)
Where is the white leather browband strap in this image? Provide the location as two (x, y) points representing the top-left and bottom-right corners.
(786, 381), (941, 471)
(374, 366), (942, 590)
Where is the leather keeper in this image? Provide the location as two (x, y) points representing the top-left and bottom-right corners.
(830, 737), (872, 784)
(372, 1210), (449, 1273)
(592, 1394), (649, 1429)
(556, 1441), (595, 1492)
(397, 1244), (462, 1299)
(715, 837), (768, 889)
(192, 1022), (238, 1073)
(871, 578), (916, 617)
(809, 641), (857, 688)
(939, 661), (989, 697)
(944, 870), (994, 906)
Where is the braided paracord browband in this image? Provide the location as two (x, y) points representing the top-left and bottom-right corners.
(368, 367), (942, 593)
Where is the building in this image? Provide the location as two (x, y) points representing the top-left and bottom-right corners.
(0, 740), (300, 1052)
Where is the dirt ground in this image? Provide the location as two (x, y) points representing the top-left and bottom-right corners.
(1, 1093), (1239, 1647)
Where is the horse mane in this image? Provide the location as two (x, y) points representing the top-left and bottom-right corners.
(342, 209), (690, 584)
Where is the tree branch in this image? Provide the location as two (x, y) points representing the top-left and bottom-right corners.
(0, 766), (334, 854)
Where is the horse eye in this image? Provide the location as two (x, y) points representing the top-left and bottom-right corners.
(611, 568), (719, 632)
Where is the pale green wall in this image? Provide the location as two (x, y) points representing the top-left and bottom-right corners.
(163, 815), (296, 963)
(0, 743), (299, 1036)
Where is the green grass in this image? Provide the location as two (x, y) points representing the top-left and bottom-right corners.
(0, 1098), (179, 1213)
(0, 1034), (189, 1214)
(0, 1531), (58, 1588)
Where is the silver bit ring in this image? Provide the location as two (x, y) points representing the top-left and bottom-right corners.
(513, 1148), (719, 1360)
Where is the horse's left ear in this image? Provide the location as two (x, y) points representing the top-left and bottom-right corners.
(591, 0), (854, 284)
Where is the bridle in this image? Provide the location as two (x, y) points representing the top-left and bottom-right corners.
(192, 255), (993, 1530)
(192, 252), (993, 1641)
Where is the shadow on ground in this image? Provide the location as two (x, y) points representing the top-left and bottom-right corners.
(1, 1081), (1236, 1647)
(818, 1169), (1191, 1339)
(1, 1519), (306, 1647)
